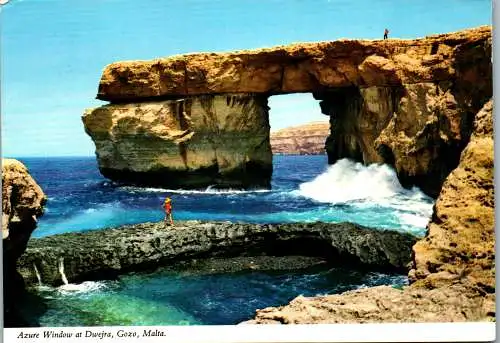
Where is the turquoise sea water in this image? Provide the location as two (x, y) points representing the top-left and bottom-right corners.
(24, 266), (408, 326)
(17, 156), (432, 326)
(22, 156), (433, 238)
(3, 0), (489, 328)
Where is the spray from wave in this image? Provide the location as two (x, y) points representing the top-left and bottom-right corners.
(294, 159), (434, 231)
(57, 281), (109, 295)
(296, 159), (408, 203)
(119, 185), (272, 195)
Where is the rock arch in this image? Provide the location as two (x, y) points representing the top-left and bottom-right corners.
(83, 26), (491, 197)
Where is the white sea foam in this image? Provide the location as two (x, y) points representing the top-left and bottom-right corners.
(57, 281), (108, 295)
(294, 158), (434, 229)
(399, 212), (431, 229)
(295, 159), (406, 203)
(121, 185), (272, 195)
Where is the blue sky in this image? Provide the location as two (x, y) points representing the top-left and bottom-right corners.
(1, 0), (492, 157)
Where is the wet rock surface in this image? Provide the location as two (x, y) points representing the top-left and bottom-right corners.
(18, 221), (417, 287)
(159, 256), (329, 275)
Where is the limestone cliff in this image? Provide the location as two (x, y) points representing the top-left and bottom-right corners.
(270, 121), (329, 155)
(408, 100), (494, 292)
(83, 94), (272, 188)
(245, 100), (494, 324)
(85, 26), (491, 195)
(96, 27), (491, 101)
(2, 159), (46, 327)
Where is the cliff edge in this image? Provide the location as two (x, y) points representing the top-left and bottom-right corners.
(271, 122), (329, 155)
(84, 27), (492, 196)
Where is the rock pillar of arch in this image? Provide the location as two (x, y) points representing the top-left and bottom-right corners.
(83, 27), (492, 196)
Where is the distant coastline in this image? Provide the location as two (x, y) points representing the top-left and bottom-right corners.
(270, 121), (329, 155)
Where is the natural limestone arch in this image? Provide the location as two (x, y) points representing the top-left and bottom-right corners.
(83, 26), (492, 197)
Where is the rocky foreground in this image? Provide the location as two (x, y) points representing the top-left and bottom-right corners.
(2, 159), (46, 326)
(270, 121), (330, 155)
(18, 221), (416, 287)
(244, 100), (495, 324)
(84, 27), (491, 197)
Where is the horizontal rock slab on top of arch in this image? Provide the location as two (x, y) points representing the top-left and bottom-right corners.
(96, 26), (491, 102)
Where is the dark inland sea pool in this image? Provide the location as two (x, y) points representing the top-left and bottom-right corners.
(15, 155), (433, 326)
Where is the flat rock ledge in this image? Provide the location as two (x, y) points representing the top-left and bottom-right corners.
(241, 283), (494, 324)
(18, 221), (417, 287)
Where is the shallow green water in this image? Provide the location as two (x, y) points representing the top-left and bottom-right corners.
(22, 265), (408, 326)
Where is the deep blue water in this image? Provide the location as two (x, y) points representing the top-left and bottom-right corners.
(16, 155), (433, 326)
(19, 155), (433, 238)
(23, 266), (408, 326)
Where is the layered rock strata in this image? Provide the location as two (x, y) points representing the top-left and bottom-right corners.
(243, 283), (492, 323)
(85, 26), (492, 196)
(83, 94), (272, 189)
(2, 159), (46, 327)
(245, 100), (494, 323)
(270, 121), (329, 155)
(18, 221), (417, 287)
(408, 100), (495, 291)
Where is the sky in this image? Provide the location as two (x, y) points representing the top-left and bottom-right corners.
(1, 0), (492, 157)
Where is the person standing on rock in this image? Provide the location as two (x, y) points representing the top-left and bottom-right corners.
(163, 197), (174, 227)
(384, 28), (389, 40)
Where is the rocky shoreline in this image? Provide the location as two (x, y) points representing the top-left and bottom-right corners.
(244, 100), (495, 324)
(2, 27), (494, 327)
(18, 221), (417, 287)
(2, 159), (47, 327)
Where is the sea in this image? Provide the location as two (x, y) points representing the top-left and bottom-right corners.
(16, 155), (434, 326)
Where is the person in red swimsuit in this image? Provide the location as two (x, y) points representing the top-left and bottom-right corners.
(163, 197), (174, 227)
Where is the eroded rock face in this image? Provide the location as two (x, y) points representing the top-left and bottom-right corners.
(18, 221), (417, 287)
(243, 284), (492, 324)
(2, 159), (46, 326)
(96, 27), (491, 101)
(317, 42), (491, 197)
(86, 26), (491, 195)
(270, 121), (329, 155)
(246, 100), (495, 324)
(83, 94), (272, 188)
(408, 100), (494, 292)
